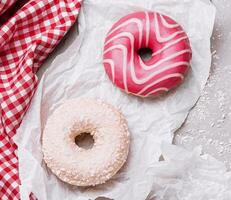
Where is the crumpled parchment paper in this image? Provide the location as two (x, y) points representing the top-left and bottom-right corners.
(147, 143), (231, 200)
(14, 0), (216, 199)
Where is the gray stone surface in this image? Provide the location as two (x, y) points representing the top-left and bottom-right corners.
(174, 0), (231, 168)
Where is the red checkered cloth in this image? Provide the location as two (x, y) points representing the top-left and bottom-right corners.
(0, 0), (82, 199)
(0, 1), (16, 16)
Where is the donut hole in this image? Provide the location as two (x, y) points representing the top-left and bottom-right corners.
(75, 132), (94, 150)
(137, 47), (153, 61)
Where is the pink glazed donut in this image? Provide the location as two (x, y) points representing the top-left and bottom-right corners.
(103, 11), (192, 97)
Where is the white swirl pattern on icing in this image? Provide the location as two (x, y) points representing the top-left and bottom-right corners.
(159, 14), (180, 28)
(103, 11), (192, 97)
(108, 18), (143, 47)
(137, 73), (184, 96)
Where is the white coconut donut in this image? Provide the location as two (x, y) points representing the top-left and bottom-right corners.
(42, 98), (130, 186)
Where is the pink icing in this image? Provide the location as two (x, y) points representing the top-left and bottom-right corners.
(103, 11), (192, 97)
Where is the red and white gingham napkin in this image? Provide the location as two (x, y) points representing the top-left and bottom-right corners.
(0, 0), (82, 199)
(0, 1), (16, 15)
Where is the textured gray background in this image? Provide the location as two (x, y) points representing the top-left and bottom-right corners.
(174, 0), (231, 168)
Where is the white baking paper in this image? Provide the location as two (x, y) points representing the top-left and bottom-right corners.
(14, 0), (216, 199)
(146, 143), (231, 200)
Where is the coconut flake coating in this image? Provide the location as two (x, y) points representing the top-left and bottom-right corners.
(42, 98), (130, 186)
